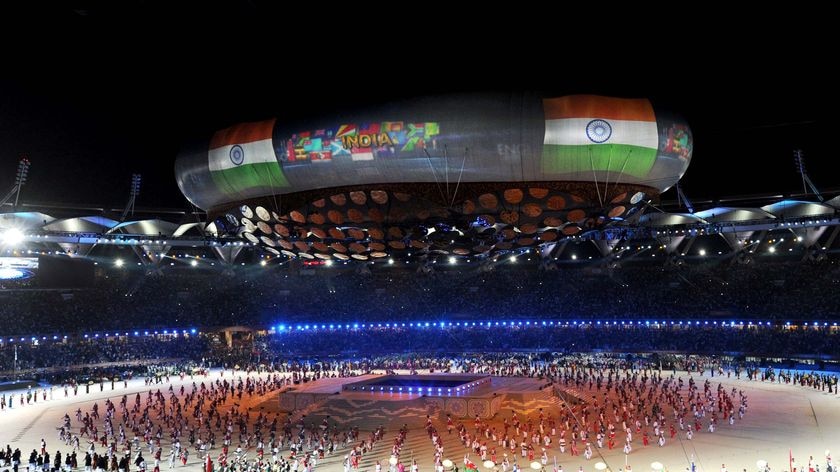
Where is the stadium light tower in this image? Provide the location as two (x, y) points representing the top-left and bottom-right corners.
(793, 150), (823, 201)
(0, 156), (31, 210)
(121, 173), (142, 221)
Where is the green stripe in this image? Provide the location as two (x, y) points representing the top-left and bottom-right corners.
(542, 144), (656, 178)
(211, 162), (289, 196)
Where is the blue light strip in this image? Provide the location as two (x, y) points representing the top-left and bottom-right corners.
(271, 320), (840, 332)
(6, 319), (836, 345)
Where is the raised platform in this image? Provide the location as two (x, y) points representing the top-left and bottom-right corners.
(278, 372), (553, 419)
(341, 374), (490, 394)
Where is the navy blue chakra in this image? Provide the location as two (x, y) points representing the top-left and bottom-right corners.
(586, 119), (612, 143)
(229, 145), (245, 165)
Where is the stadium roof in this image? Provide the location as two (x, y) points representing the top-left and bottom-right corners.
(1, 191), (838, 269)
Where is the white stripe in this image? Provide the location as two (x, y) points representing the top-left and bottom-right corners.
(544, 118), (658, 148)
(351, 152), (374, 161)
(209, 138), (276, 172)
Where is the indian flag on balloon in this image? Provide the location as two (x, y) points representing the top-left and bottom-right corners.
(541, 95), (658, 178)
(209, 118), (289, 196)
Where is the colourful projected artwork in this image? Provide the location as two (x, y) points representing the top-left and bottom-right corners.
(660, 123), (693, 160)
(281, 122), (441, 163)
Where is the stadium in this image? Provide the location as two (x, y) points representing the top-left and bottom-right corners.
(0, 9), (835, 472)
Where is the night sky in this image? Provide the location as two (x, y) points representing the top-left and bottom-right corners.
(0, 6), (829, 213)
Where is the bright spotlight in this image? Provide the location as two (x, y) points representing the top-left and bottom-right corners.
(1, 228), (24, 245)
(449, 256), (456, 265)
(699, 249), (706, 256)
(388, 258), (394, 265)
(114, 259), (124, 267)
(571, 254), (577, 260)
(325, 259), (333, 266)
(190, 259), (198, 267)
(769, 246), (776, 253)
(259, 260), (267, 266)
